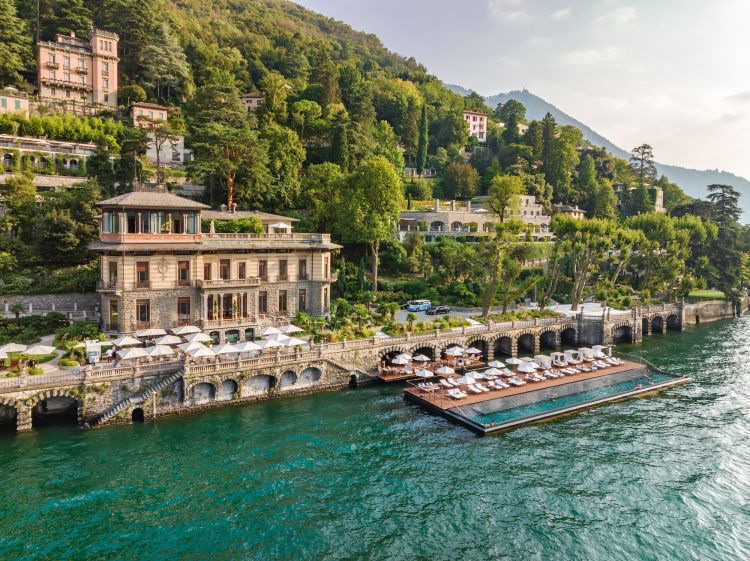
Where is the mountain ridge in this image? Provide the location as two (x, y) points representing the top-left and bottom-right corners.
(446, 84), (750, 214)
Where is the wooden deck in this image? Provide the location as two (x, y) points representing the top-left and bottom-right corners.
(375, 360), (484, 382)
(403, 360), (645, 412)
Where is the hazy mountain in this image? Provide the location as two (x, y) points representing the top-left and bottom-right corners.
(447, 84), (750, 215)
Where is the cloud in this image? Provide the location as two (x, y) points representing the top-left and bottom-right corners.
(488, 0), (531, 22)
(595, 6), (637, 27)
(527, 36), (551, 47)
(726, 91), (750, 103)
(556, 46), (623, 67)
(552, 7), (571, 20)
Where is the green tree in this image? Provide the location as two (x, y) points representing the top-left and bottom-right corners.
(301, 162), (344, 230)
(498, 99), (526, 123)
(629, 144), (658, 188)
(259, 124), (305, 210)
(480, 220), (525, 316)
(416, 104), (428, 176)
(118, 84), (148, 106)
(706, 184), (741, 224)
(442, 162), (479, 200)
(291, 99), (322, 142)
(487, 175), (523, 223)
(578, 154), (598, 210)
(628, 184), (655, 215)
(139, 115), (185, 184)
(258, 72), (289, 126)
(335, 157), (403, 291)
(0, 0), (32, 87)
(143, 22), (194, 103)
(592, 180), (619, 220)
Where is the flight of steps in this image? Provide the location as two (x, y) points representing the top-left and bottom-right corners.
(88, 370), (183, 428)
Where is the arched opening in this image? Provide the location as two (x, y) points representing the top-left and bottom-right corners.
(298, 367), (322, 386)
(3, 153), (13, 170)
(192, 382), (216, 405)
(381, 350), (405, 365)
(244, 328), (255, 341)
(667, 314), (681, 331)
(225, 330), (240, 343)
(560, 327), (577, 347)
(69, 159), (78, 169)
(612, 325), (633, 343)
(349, 374), (358, 387)
(279, 371), (297, 388)
(131, 407), (145, 423)
(451, 221), (463, 232)
(430, 221), (444, 232)
(31, 396), (78, 428)
(494, 336), (512, 357)
(467, 339), (488, 362)
(642, 317), (650, 334)
(539, 330), (557, 351)
(0, 403), (17, 432)
(411, 346), (435, 360)
(217, 379), (238, 401)
(517, 333), (535, 355)
(483, 222), (496, 232)
(651, 316), (664, 334)
(209, 331), (220, 345)
(245, 375), (276, 396)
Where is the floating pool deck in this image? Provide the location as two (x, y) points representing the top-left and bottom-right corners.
(403, 360), (691, 435)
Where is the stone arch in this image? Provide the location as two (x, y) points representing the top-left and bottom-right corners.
(666, 314), (681, 331)
(217, 379), (238, 401)
(539, 329), (557, 351)
(29, 389), (81, 428)
(493, 336), (513, 358)
(298, 367), (322, 386)
(483, 221), (495, 232)
(560, 326), (577, 346)
(69, 159), (78, 169)
(451, 221), (464, 231)
(380, 347), (408, 364)
(245, 374), (276, 396)
(131, 407), (145, 423)
(244, 328), (255, 341)
(192, 382), (216, 404)
(409, 345), (436, 360)
(279, 370), (297, 388)
(467, 339), (489, 361)
(0, 397), (18, 431)
(225, 329), (240, 343)
(209, 331), (220, 345)
(612, 322), (633, 343)
(430, 221), (444, 231)
(642, 317), (650, 335)
(516, 332), (535, 355)
(651, 315), (664, 334)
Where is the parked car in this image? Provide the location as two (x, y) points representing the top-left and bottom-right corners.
(427, 305), (450, 315)
(407, 299), (432, 312)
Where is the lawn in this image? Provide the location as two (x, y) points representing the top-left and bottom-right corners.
(688, 289), (726, 300)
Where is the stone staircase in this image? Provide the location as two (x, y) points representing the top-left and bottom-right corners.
(88, 370), (183, 429)
(324, 358), (372, 382)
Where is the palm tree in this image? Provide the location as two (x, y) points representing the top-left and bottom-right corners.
(406, 312), (417, 331)
(385, 302), (400, 321)
(9, 304), (23, 320)
(352, 304), (370, 329)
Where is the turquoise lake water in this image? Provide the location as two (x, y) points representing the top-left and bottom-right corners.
(1, 317), (750, 560)
(466, 372), (676, 425)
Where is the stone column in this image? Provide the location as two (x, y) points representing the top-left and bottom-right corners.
(203, 293), (208, 320)
(533, 334), (540, 354)
(16, 404), (32, 432)
(511, 339), (518, 357)
(555, 332), (562, 351)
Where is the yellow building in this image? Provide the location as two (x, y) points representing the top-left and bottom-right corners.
(90, 190), (340, 342)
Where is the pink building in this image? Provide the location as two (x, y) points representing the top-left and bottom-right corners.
(0, 87), (29, 117)
(37, 29), (119, 114)
(130, 102), (170, 128)
(463, 110), (488, 142)
(240, 92), (263, 112)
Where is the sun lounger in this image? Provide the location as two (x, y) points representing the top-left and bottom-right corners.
(448, 388), (466, 399)
(467, 384), (484, 394)
(440, 379), (453, 389)
(495, 379), (510, 388)
(508, 377), (526, 386)
(476, 383), (491, 392)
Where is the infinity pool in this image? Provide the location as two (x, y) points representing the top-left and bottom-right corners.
(459, 371), (677, 426)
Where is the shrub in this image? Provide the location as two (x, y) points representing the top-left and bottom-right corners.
(58, 358), (80, 367)
(404, 179), (432, 200)
(27, 367), (43, 376)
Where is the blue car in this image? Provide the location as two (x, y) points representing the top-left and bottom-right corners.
(407, 300), (432, 312)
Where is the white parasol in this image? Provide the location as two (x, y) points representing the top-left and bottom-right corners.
(0, 343), (27, 353)
(488, 360), (506, 368)
(279, 324), (304, 334)
(414, 368), (434, 378)
(391, 356), (409, 365)
(465, 347), (482, 355)
(412, 354), (430, 362)
(187, 345), (216, 358)
(24, 345), (57, 356)
(435, 365), (455, 375)
(444, 347), (464, 357)
(235, 340), (262, 353)
(135, 328), (167, 337)
(111, 336), (141, 347)
(483, 367), (503, 377)
(170, 325), (201, 335)
(212, 343), (240, 355)
(155, 335), (182, 346)
(146, 345), (175, 358)
(117, 347), (147, 360)
(260, 326), (282, 336)
(185, 332), (212, 343)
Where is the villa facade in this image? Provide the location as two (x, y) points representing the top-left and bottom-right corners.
(130, 102), (193, 169)
(463, 110), (488, 142)
(89, 190), (340, 342)
(398, 197), (553, 242)
(36, 29), (119, 114)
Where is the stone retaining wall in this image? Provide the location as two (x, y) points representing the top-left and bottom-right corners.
(682, 300), (736, 325)
(0, 292), (99, 315)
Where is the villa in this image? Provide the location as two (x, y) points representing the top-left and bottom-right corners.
(463, 110), (488, 142)
(89, 188), (340, 342)
(399, 197), (553, 242)
(240, 92), (263, 112)
(36, 29), (119, 115)
(130, 102), (193, 169)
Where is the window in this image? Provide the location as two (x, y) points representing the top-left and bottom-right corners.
(109, 300), (119, 328)
(279, 290), (288, 314)
(299, 289), (307, 311)
(103, 94), (109, 103)
(50, 54), (56, 63)
(238, 262), (246, 279)
(0, 99), (5, 109)
(258, 291), (268, 314)
(103, 62), (109, 73)
(136, 262), (149, 288)
(64, 72), (71, 82)
(79, 76), (85, 84)
(108, 262), (118, 285)
(279, 259), (288, 280)
(323, 287), (329, 309)
(78, 58), (84, 69)
(324, 256), (330, 278)
(177, 297), (191, 322)
(63, 56), (70, 69)
(50, 87), (56, 96)
(65, 89), (71, 98)
(203, 262), (212, 280)
(258, 260), (268, 280)
(14, 100), (20, 109)
(220, 259), (230, 280)
(103, 78), (109, 90)
(178, 261), (190, 286)
(298, 259), (307, 280)
(50, 70), (56, 80)
(136, 299), (150, 324)
(148, 110), (153, 118)
(80, 92), (86, 100)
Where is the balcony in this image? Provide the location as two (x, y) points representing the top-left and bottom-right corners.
(278, 274), (289, 281)
(45, 61), (60, 69)
(75, 66), (88, 74)
(196, 278), (261, 289)
(202, 232), (332, 243)
(96, 280), (120, 292)
(298, 273), (309, 281)
(40, 77), (93, 91)
(135, 280), (151, 290)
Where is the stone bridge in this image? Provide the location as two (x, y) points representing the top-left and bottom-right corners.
(0, 305), (696, 433)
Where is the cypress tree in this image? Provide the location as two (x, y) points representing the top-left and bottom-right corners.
(416, 104), (428, 176)
(0, 0), (32, 87)
(331, 122), (350, 172)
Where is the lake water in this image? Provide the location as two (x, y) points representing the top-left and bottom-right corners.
(1, 317), (749, 560)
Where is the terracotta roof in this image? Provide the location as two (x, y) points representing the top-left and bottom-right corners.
(96, 191), (210, 210)
(88, 239), (342, 252)
(131, 102), (171, 111)
(202, 210), (299, 222)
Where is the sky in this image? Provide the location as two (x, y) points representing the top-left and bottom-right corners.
(293, 0), (750, 178)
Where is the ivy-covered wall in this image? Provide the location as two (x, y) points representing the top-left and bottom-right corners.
(0, 148), (87, 177)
